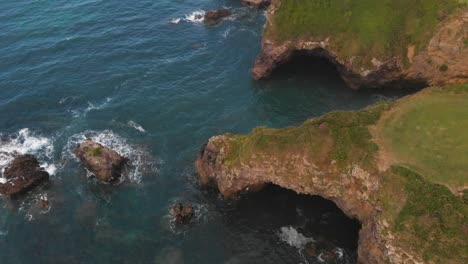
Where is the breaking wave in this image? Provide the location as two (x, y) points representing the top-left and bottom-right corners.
(63, 130), (160, 183)
(0, 128), (56, 178)
(127, 121), (146, 133)
(70, 97), (112, 118)
(170, 10), (205, 24)
(278, 226), (315, 249)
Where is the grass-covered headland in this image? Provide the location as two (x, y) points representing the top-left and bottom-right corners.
(207, 84), (468, 263)
(266, 0), (467, 68)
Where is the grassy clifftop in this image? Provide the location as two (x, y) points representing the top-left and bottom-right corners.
(210, 84), (468, 262)
(266, 0), (466, 68)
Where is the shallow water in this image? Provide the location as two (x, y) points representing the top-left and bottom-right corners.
(1, 1), (415, 263)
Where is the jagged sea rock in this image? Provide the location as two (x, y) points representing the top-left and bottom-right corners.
(170, 202), (195, 224)
(74, 139), (127, 183)
(253, 0), (468, 89)
(0, 154), (49, 198)
(204, 9), (231, 25)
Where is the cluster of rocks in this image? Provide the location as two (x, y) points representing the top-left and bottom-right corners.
(0, 139), (196, 225)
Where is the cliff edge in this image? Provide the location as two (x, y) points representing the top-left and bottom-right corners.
(196, 84), (468, 263)
(253, 0), (468, 89)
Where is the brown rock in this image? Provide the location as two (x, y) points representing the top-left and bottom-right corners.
(253, 8), (468, 89)
(195, 136), (385, 263)
(241, 0), (271, 9)
(74, 139), (127, 183)
(204, 9), (231, 25)
(170, 202), (194, 224)
(0, 154), (49, 198)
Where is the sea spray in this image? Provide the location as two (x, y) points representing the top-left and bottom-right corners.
(0, 128), (56, 178)
(278, 226), (315, 249)
(127, 121), (146, 133)
(64, 130), (160, 183)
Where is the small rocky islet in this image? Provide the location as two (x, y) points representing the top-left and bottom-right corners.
(1, 1), (467, 263)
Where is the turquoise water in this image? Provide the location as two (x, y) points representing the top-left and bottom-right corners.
(0, 1), (415, 263)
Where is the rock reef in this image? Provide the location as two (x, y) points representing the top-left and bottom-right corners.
(74, 139), (127, 183)
(253, 0), (468, 89)
(204, 9), (231, 25)
(0, 154), (49, 198)
(196, 85), (468, 263)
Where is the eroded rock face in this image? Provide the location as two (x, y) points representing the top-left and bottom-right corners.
(74, 139), (127, 183)
(253, 3), (468, 89)
(196, 136), (388, 263)
(204, 9), (231, 25)
(241, 0), (271, 9)
(170, 203), (194, 224)
(0, 154), (49, 198)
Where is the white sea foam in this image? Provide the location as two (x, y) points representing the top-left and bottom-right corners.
(128, 121), (146, 133)
(64, 130), (160, 183)
(71, 97), (112, 118)
(185, 10), (205, 23)
(170, 10), (205, 24)
(221, 27), (233, 39)
(170, 18), (181, 24)
(278, 226), (315, 249)
(0, 128), (56, 178)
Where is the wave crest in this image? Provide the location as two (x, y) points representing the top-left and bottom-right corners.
(0, 128), (56, 177)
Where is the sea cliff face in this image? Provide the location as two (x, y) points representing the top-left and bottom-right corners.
(253, 0), (468, 89)
(196, 85), (468, 263)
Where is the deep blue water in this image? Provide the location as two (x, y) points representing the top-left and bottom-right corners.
(0, 1), (415, 263)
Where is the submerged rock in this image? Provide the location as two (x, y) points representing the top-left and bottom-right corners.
(241, 0), (271, 9)
(170, 202), (194, 224)
(74, 139), (127, 183)
(0, 154), (49, 198)
(204, 9), (231, 25)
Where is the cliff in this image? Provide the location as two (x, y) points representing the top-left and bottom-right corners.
(196, 84), (468, 263)
(253, 0), (468, 89)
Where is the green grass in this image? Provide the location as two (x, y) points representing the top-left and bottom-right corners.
(379, 166), (468, 263)
(378, 84), (468, 189)
(439, 64), (449, 71)
(267, 0), (465, 68)
(219, 101), (393, 171)
(89, 147), (102, 157)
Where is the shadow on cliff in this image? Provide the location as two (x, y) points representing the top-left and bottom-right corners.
(206, 184), (361, 263)
(267, 50), (425, 93)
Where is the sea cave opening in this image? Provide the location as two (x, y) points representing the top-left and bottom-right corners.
(269, 49), (348, 86)
(269, 49), (428, 91)
(219, 184), (361, 264)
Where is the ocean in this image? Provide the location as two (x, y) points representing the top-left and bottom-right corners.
(0, 1), (414, 263)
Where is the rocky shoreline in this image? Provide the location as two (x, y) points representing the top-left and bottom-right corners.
(196, 85), (468, 263)
(253, 0), (468, 89)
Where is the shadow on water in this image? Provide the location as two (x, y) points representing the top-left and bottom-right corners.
(213, 185), (361, 264)
(250, 51), (422, 129)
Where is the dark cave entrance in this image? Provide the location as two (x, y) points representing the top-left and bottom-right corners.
(219, 184), (361, 264)
(269, 49), (349, 87)
(269, 49), (427, 91)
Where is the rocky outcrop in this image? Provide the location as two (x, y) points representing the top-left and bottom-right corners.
(0, 154), (49, 198)
(204, 9), (231, 25)
(253, 2), (468, 89)
(241, 0), (271, 9)
(74, 139), (127, 183)
(170, 203), (195, 224)
(196, 137), (387, 263)
(196, 86), (468, 263)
